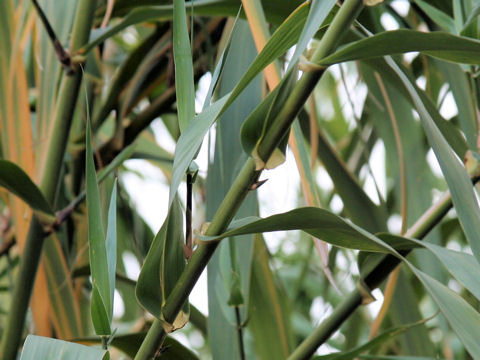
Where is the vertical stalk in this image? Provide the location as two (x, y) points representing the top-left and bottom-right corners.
(185, 173), (193, 255)
(134, 1), (364, 358)
(235, 306), (246, 360)
(0, 2), (97, 358)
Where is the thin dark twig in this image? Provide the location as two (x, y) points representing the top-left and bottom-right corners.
(30, 0), (72, 71)
(235, 307), (246, 360)
(185, 173), (193, 258)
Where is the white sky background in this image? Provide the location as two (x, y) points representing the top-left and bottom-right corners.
(118, 0), (461, 354)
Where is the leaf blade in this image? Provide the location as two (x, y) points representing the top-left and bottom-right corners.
(0, 160), (53, 216)
(105, 180), (117, 320)
(320, 30), (480, 65)
(85, 119), (111, 335)
(173, 0), (195, 132)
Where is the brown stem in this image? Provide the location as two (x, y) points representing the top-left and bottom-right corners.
(235, 306), (246, 360)
(185, 173), (193, 259)
(31, 0), (71, 71)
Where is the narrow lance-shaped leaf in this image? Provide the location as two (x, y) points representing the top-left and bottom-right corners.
(319, 29), (480, 66)
(360, 57), (467, 158)
(105, 180), (117, 321)
(405, 238), (480, 301)
(82, 0), (304, 53)
(380, 56), (480, 265)
(173, 0), (195, 132)
(98, 143), (137, 183)
(85, 118), (112, 336)
(413, 0), (456, 33)
(169, 93), (229, 206)
(434, 60), (478, 149)
(370, 233), (480, 356)
(198, 207), (408, 253)
(406, 266), (480, 356)
(0, 160), (53, 217)
(462, 2), (480, 36)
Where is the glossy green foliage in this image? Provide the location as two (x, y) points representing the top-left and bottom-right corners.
(136, 196), (188, 327)
(320, 30), (480, 66)
(173, 0), (195, 132)
(0, 160), (53, 216)
(86, 119), (117, 335)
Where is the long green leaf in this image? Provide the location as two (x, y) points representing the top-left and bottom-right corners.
(84, 0), (304, 53)
(98, 142), (138, 182)
(414, 241), (480, 301)
(361, 57), (467, 158)
(173, 0), (195, 132)
(434, 60), (478, 149)
(408, 267), (480, 355)
(82, 6), (175, 53)
(320, 29), (480, 65)
(105, 180), (117, 320)
(313, 319), (433, 360)
(381, 56), (480, 264)
(85, 119), (111, 335)
(20, 335), (107, 360)
(136, 195), (188, 329)
(0, 160), (53, 216)
(413, 0), (455, 33)
(198, 207), (406, 253)
(169, 93), (229, 205)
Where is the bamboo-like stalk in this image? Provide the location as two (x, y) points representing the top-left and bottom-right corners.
(0, 2), (97, 358)
(286, 188), (464, 360)
(134, 1), (365, 358)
